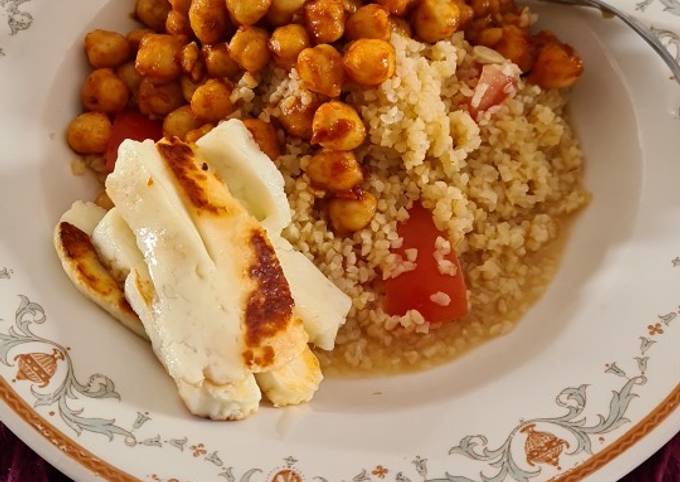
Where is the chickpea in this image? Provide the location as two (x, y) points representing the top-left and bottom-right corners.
(127, 28), (154, 51)
(375, 0), (414, 16)
(84, 30), (131, 68)
(476, 27), (503, 47)
(138, 78), (184, 116)
(389, 16), (411, 37)
(166, 10), (192, 36)
(453, 0), (474, 28)
(277, 97), (318, 139)
(328, 192), (377, 233)
(185, 123), (216, 143)
(343, 0), (363, 15)
(66, 113), (112, 154)
(226, 0), (271, 25)
(81, 68), (130, 113)
(116, 61), (144, 99)
(345, 4), (390, 40)
(464, 14), (491, 43)
(528, 39), (583, 89)
(180, 75), (203, 102)
(135, 0), (171, 31)
(501, 12), (523, 28)
(189, 0), (229, 45)
(471, 0), (491, 18)
(305, 150), (363, 191)
(303, 0), (345, 44)
(163, 105), (202, 140)
(180, 41), (204, 82)
(228, 26), (271, 73)
(413, 0), (461, 43)
(311, 100), (366, 150)
(169, 0), (191, 13)
(296, 44), (344, 98)
(243, 118), (281, 160)
(496, 0), (516, 14)
(203, 43), (241, 78)
(266, 0), (306, 26)
(494, 25), (535, 72)
(343, 38), (395, 86)
(135, 34), (185, 83)
(269, 24), (311, 69)
(190, 78), (234, 121)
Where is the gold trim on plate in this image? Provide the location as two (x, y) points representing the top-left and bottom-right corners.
(0, 376), (141, 482)
(1, 375), (678, 482)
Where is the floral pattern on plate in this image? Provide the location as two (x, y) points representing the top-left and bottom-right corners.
(1, 1), (680, 481)
(1, 256), (678, 481)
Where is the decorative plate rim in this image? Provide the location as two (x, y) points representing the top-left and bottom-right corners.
(2, 0), (680, 481)
(1, 288), (680, 482)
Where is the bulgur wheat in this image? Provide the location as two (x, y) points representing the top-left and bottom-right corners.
(221, 31), (588, 373)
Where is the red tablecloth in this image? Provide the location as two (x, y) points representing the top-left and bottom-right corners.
(0, 423), (678, 481)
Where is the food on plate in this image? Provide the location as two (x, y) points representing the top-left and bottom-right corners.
(54, 202), (147, 339)
(56, 122), (350, 418)
(60, 0), (589, 413)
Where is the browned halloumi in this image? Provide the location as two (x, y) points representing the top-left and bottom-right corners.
(155, 139), (308, 373)
(255, 345), (323, 407)
(197, 121), (351, 351)
(125, 268), (261, 420)
(106, 140), (249, 385)
(53, 202), (147, 339)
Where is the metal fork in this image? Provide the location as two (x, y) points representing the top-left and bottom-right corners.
(538, 0), (680, 86)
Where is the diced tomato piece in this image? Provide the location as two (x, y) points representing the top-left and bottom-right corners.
(384, 204), (468, 324)
(468, 64), (518, 120)
(105, 110), (163, 172)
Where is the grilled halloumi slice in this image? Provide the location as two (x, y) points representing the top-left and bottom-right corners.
(255, 345), (323, 407)
(60, 201), (107, 234)
(154, 138), (308, 373)
(177, 377), (261, 420)
(273, 237), (351, 350)
(53, 201), (146, 338)
(91, 208), (147, 286)
(94, 206), (286, 416)
(195, 119), (291, 235)
(125, 268), (260, 420)
(196, 120), (351, 350)
(107, 139), (250, 387)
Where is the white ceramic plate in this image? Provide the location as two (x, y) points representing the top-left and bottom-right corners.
(1, 1), (680, 481)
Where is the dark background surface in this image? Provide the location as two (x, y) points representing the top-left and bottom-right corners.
(0, 423), (678, 482)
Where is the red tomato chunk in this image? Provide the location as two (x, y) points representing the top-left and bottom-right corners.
(105, 110), (163, 172)
(384, 204), (468, 324)
(468, 64), (518, 120)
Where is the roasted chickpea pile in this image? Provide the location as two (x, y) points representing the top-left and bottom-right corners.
(465, 0), (583, 84)
(67, 0), (582, 234)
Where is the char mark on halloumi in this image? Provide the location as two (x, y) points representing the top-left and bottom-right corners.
(243, 230), (297, 368)
(155, 138), (308, 373)
(156, 141), (229, 216)
(55, 220), (145, 338)
(58, 222), (134, 315)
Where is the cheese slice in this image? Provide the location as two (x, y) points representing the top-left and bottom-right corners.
(197, 120), (351, 350)
(125, 268), (260, 420)
(256, 345), (323, 407)
(53, 201), (147, 339)
(196, 119), (291, 234)
(153, 138), (308, 373)
(273, 237), (351, 350)
(60, 201), (107, 234)
(106, 139), (249, 386)
(91, 208), (148, 286)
